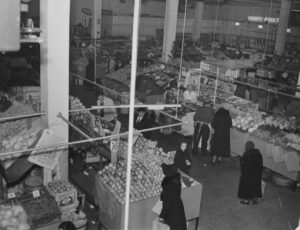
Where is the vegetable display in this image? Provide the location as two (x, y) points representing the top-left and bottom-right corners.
(0, 204), (30, 230)
(20, 194), (61, 227)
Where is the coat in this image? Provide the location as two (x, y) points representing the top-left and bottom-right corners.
(160, 172), (187, 230)
(238, 149), (263, 200)
(174, 148), (191, 175)
(134, 113), (151, 138)
(211, 108), (232, 157)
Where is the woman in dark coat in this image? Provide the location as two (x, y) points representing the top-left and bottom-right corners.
(211, 107), (232, 164)
(174, 142), (191, 175)
(160, 164), (187, 230)
(238, 141), (263, 205)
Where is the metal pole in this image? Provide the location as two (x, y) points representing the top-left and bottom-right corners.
(0, 121), (187, 158)
(57, 113), (92, 140)
(68, 104), (181, 113)
(124, 0), (141, 229)
(176, 0), (188, 117)
(0, 113), (45, 122)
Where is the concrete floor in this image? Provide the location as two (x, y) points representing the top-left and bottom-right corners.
(70, 86), (300, 230)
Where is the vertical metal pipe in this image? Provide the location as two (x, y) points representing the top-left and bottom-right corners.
(124, 0), (141, 229)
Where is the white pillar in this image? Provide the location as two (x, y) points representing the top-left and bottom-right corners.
(275, 0), (292, 55)
(162, 0), (179, 62)
(92, 0), (103, 39)
(192, 2), (204, 41)
(40, 0), (70, 180)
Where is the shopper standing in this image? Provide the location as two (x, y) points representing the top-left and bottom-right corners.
(210, 107), (232, 164)
(192, 99), (215, 156)
(183, 85), (197, 104)
(238, 141), (263, 205)
(174, 142), (192, 175)
(134, 108), (151, 138)
(159, 164), (187, 230)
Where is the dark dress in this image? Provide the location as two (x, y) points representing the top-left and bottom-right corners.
(174, 148), (191, 175)
(211, 108), (232, 157)
(238, 149), (263, 200)
(160, 172), (187, 230)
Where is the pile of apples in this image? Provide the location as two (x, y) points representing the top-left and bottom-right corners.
(48, 180), (74, 194)
(0, 205), (30, 230)
(99, 159), (163, 204)
(232, 111), (265, 133)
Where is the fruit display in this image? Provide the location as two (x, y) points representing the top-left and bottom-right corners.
(284, 133), (300, 151)
(47, 180), (77, 208)
(232, 111), (265, 133)
(20, 193), (61, 227)
(69, 96), (92, 130)
(95, 116), (115, 131)
(48, 180), (74, 194)
(264, 116), (296, 131)
(0, 204), (30, 230)
(0, 132), (39, 160)
(99, 159), (163, 204)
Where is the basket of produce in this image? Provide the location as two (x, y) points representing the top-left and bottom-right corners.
(47, 180), (77, 208)
(20, 192), (61, 228)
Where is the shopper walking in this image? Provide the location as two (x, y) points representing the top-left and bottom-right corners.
(159, 164), (187, 230)
(238, 141), (263, 205)
(174, 142), (192, 175)
(210, 107), (232, 164)
(192, 99), (215, 156)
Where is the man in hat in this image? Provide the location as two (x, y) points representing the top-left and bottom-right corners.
(134, 107), (151, 138)
(192, 98), (215, 156)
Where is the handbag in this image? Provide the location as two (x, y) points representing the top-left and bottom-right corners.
(152, 218), (170, 230)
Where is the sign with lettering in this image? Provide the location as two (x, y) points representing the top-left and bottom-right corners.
(247, 16), (279, 24)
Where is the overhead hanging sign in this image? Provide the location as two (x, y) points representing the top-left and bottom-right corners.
(247, 16), (279, 24)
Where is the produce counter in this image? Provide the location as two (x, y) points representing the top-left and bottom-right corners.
(231, 128), (300, 181)
(94, 175), (202, 230)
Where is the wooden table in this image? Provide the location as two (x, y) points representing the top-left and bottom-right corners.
(94, 176), (202, 230)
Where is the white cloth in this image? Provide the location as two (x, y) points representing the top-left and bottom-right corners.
(183, 90), (197, 104)
(284, 151), (300, 172)
(97, 96), (117, 121)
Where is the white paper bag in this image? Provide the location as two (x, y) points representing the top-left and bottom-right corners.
(152, 200), (163, 215)
(152, 219), (170, 230)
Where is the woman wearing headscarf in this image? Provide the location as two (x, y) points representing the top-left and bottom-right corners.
(159, 164), (187, 230)
(238, 141), (263, 205)
(210, 107), (232, 164)
(174, 142), (191, 175)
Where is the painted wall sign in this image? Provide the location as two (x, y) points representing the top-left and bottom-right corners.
(247, 16), (279, 24)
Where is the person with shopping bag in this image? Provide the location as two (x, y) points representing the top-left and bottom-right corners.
(159, 164), (187, 230)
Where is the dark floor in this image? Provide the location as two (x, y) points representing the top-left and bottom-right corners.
(69, 86), (300, 230)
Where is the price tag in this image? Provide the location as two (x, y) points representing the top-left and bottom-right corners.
(8, 192), (16, 199)
(32, 190), (40, 198)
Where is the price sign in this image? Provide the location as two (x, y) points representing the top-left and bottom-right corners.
(32, 190), (40, 198)
(8, 192), (16, 199)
